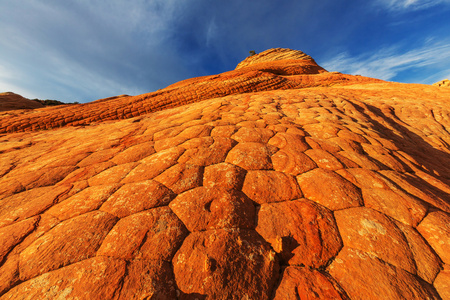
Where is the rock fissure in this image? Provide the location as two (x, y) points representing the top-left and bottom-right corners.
(0, 48), (449, 299)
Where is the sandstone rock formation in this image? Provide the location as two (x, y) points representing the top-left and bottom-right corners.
(0, 48), (449, 299)
(0, 92), (44, 112)
(434, 79), (450, 88)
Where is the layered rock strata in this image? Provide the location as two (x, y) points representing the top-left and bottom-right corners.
(0, 92), (44, 112)
(0, 48), (449, 299)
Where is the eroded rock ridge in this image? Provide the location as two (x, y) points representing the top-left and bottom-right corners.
(0, 48), (449, 299)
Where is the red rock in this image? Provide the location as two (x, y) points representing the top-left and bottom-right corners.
(273, 267), (346, 300)
(256, 199), (342, 267)
(0, 185), (71, 228)
(231, 126), (274, 143)
(361, 143), (409, 172)
(0, 254), (19, 296)
(434, 264), (450, 300)
(307, 137), (342, 153)
(336, 151), (382, 170)
(417, 211), (450, 264)
(179, 136), (215, 149)
(60, 161), (116, 184)
(169, 187), (255, 231)
(203, 162), (246, 190)
(304, 149), (344, 170)
(395, 221), (442, 283)
(210, 125), (238, 137)
(242, 170), (302, 204)
(111, 141), (155, 164)
(0, 217), (38, 263)
(118, 259), (178, 299)
(433, 79), (450, 87)
(87, 162), (138, 186)
(0, 92), (44, 111)
(19, 211), (117, 280)
(177, 137), (236, 166)
(154, 163), (203, 194)
(268, 132), (309, 153)
(271, 149), (317, 176)
(227, 142), (277, 170)
(46, 184), (120, 220)
(0, 48), (449, 299)
(154, 124), (212, 151)
(329, 136), (364, 153)
(297, 168), (363, 210)
(121, 146), (185, 183)
(303, 123), (341, 140)
(172, 229), (279, 299)
(100, 180), (174, 218)
(97, 207), (187, 261)
(337, 129), (368, 143)
(77, 147), (122, 167)
(362, 188), (428, 226)
(379, 170), (450, 213)
(334, 207), (416, 273)
(328, 247), (440, 300)
(1, 256), (126, 299)
(10, 165), (77, 190)
(339, 168), (390, 189)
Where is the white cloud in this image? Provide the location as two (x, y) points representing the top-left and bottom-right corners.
(0, 0), (191, 101)
(322, 41), (450, 83)
(377, 0), (450, 10)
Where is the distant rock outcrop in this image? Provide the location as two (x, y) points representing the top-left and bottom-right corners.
(236, 47), (327, 75)
(0, 48), (381, 133)
(433, 79), (450, 87)
(0, 92), (44, 112)
(0, 48), (449, 299)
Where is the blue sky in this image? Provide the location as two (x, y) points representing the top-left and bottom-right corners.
(1, 0), (450, 103)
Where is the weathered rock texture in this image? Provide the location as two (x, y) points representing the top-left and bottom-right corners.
(0, 92), (44, 112)
(434, 79), (450, 88)
(0, 48), (449, 299)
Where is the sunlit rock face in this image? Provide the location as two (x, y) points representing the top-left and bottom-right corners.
(0, 92), (44, 112)
(433, 79), (450, 87)
(0, 48), (449, 299)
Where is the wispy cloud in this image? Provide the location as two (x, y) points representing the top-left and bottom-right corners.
(322, 41), (450, 83)
(376, 0), (450, 11)
(1, 0), (450, 101)
(0, 0), (190, 101)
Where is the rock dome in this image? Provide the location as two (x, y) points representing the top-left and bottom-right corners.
(0, 48), (449, 299)
(433, 79), (450, 87)
(0, 92), (44, 112)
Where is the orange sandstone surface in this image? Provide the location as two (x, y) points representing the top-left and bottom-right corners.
(0, 48), (449, 299)
(0, 92), (44, 112)
(434, 79), (450, 88)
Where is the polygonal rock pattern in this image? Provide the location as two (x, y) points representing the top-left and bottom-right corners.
(256, 199), (342, 267)
(172, 229), (279, 299)
(97, 207), (188, 261)
(297, 168), (363, 210)
(169, 187), (255, 231)
(273, 267), (346, 299)
(1, 48), (450, 299)
(434, 264), (450, 300)
(334, 207), (416, 273)
(328, 247), (441, 300)
(19, 211), (118, 281)
(242, 170), (302, 204)
(417, 211), (450, 264)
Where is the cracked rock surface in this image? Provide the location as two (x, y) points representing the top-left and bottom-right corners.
(0, 48), (450, 299)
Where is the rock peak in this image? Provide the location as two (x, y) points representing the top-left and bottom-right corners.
(433, 79), (450, 87)
(236, 48), (313, 68)
(0, 47), (450, 299)
(235, 48), (327, 75)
